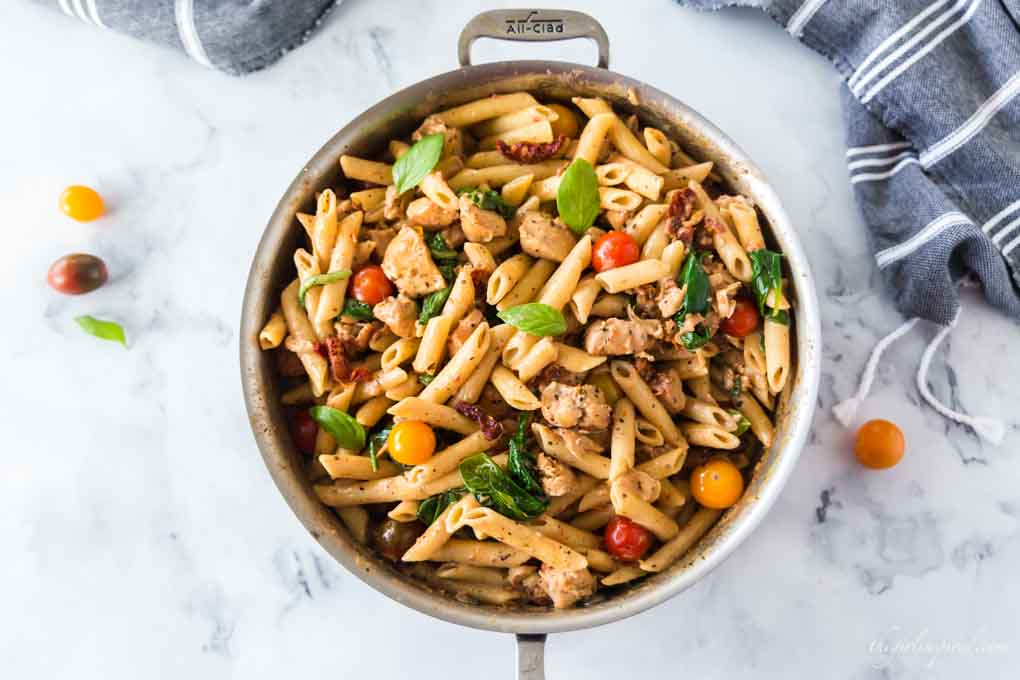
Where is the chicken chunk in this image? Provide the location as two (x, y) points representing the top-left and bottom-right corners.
(538, 566), (597, 609)
(337, 321), (377, 355)
(381, 225), (447, 297)
(384, 185), (410, 221)
(459, 194), (507, 243)
(584, 317), (663, 356)
(555, 428), (606, 456)
(406, 196), (458, 228)
(447, 308), (484, 356)
(373, 294), (418, 338)
(413, 115), (464, 158)
(363, 227), (397, 260)
(657, 278), (686, 318)
(540, 382), (611, 431)
(648, 367), (686, 414)
(518, 212), (576, 262)
(535, 452), (578, 497)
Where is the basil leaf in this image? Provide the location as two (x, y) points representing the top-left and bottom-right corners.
(460, 188), (515, 219)
(418, 373), (434, 386)
(677, 251), (710, 317)
(425, 232), (459, 262)
(342, 298), (374, 321)
(418, 287), (452, 325)
(366, 425), (391, 472)
(556, 158), (600, 234)
(309, 406), (366, 451)
(679, 327), (713, 350)
(417, 488), (466, 525)
(299, 269), (351, 307)
(459, 453), (548, 521)
(392, 133), (444, 195)
(507, 413), (544, 496)
(749, 249), (789, 325)
(438, 262), (457, 283)
(74, 315), (126, 347)
(497, 303), (567, 337)
(728, 409), (751, 436)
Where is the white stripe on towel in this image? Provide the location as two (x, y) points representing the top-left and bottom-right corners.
(992, 216), (1020, 246)
(845, 141), (913, 158)
(84, 0), (106, 28)
(70, 0), (91, 22)
(57, 0), (75, 17)
(175, 0), (214, 69)
(981, 198), (1020, 236)
(847, 150), (917, 171)
(786, 0), (829, 38)
(875, 211), (971, 268)
(847, 0), (950, 89)
(1001, 230), (1020, 257)
(850, 157), (921, 184)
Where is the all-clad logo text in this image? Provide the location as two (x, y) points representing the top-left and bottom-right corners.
(505, 11), (564, 35)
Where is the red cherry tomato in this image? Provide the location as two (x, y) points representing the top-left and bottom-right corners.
(350, 265), (394, 305)
(603, 516), (653, 562)
(47, 253), (108, 295)
(592, 231), (640, 273)
(289, 409), (318, 454)
(720, 298), (760, 337)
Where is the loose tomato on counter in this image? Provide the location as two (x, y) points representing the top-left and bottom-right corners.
(59, 185), (105, 222)
(603, 516), (653, 562)
(387, 420), (436, 465)
(350, 264), (394, 305)
(288, 409), (318, 454)
(690, 459), (744, 509)
(591, 231), (640, 273)
(854, 419), (904, 469)
(720, 298), (760, 337)
(47, 253), (108, 295)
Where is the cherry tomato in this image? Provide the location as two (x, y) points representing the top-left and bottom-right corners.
(603, 516), (654, 562)
(690, 459), (744, 509)
(351, 265), (394, 305)
(373, 518), (425, 561)
(720, 298), (760, 337)
(387, 421), (436, 465)
(289, 409), (318, 454)
(47, 253), (108, 295)
(592, 231), (640, 273)
(854, 419), (905, 469)
(59, 185), (105, 222)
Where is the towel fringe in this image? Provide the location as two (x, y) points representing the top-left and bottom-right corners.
(832, 318), (919, 426)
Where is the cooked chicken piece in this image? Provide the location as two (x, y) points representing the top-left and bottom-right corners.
(584, 317), (663, 356)
(406, 196), (458, 228)
(538, 566), (597, 609)
(540, 382), (611, 431)
(381, 225), (447, 297)
(657, 278), (686, 318)
(674, 312), (705, 337)
(337, 320), (377, 354)
(459, 194), (507, 243)
(518, 212), (576, 262)
(440, 222), (466, 249)
(384, 185), (411, 221)
(648, 367), (686, 414)
(555, 428), (606, 456)
(527, 363), (585, 392)
(413, 115), (464, 158)
(352, 240), (375, 268)
(447, 308), (484, 356)
(363, 227), (397, 260)
(373, 294), (418, 338)
(536, 452), (578, 497)
(714, 281), (743, 322)
(518, 570), (552, 606)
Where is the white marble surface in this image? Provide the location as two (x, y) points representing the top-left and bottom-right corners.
(3, 1), (1019, 678)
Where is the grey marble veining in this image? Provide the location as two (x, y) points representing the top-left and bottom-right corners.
(2, 0), (1018, 677)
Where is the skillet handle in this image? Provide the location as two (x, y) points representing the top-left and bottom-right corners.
(515, 633), (547, 680)
(458, 9), (610, 69)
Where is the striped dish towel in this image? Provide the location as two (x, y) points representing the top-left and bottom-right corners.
(682, 0), (1020, 443)
(34, 0), (339, 75)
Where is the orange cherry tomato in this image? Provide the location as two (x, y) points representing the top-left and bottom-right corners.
(603, 516), (653, 562)
(350, 265), (394, 306)
(690, 459), (745, 509)
(387, 421), (436, 465)
(591, 231), (640, 273)
(59, 185), (105, 222)
(854, 419), (905, 469)
(720, 298), (760, 337)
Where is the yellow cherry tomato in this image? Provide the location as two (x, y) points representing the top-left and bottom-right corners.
(690, 459), (744, 509)
(59, 185), (105, 222)
(854, 419), (904, 469)
(387, 421), (436, 465)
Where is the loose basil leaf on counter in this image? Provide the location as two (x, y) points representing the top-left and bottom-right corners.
(498, 303), (567, 337)
(507, 413), (544, 497)
(418, 287), (452, 325)
(460, 188), (515, 219)
(309, 406), (366, 452)
(728, 409), (752, 436)
(459, 453), (548, 521)
(366, 425), (391, 472)
(392, 133), (444, 195)
(417, 488), (466, 525)
(298, 269), (351, 307)
(75, 315), (126, 347)
(749, 249), (789, 324)
(556, 158), (600, 234)
(342, 298), (374, 321)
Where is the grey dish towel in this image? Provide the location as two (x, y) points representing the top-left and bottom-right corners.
(36, 0), (338, 75)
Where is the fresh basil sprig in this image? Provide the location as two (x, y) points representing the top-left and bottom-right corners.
(417, 488), (466, 525)
(459, 453), (548, 521)
(728, 409), (751, 436)
(309, 405), (366, 451)
(498, 303), (567, 337)
(675, 251), (714, 350)
(748, 249), (789, 325)
(556, 158), (600, 234)
(75, 315), (126, 347)
(459, 188), (515, 219)
(418, 287), (452, 325)
(507, 413), (544, 496)
(342, 298), (374, 321)
(298, 269), (351, 307)
(392, 133), (444, 195)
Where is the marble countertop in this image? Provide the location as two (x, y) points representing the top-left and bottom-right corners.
(3, 1), (1019, 677)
